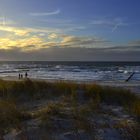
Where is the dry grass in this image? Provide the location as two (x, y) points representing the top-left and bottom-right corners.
(0, 79), (139, 139)
(0, 100), (23, 134)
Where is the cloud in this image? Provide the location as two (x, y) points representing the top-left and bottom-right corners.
(60, 35), (109, 47)
(0, 21), (139, 59)
(91, 17), (127, 32)
(0, 25), (62, 36)
(128, 40), (140, 46)
(0, 46), (140, 61)
(0, 17), (112, 51)
(48, 33), (58, 40)
(41, 35), (110, 48)
(0, 27), (110, 51)
(111, 19), (126, 32)
(41, 19), (72, 24)
(0, 26), (30, 36)
(0, 24), (139, 61)
(29, 9), (60, 16)
(111, 22), (122, 32)
(39, 18), (86, 33)
(0, 36), (45, 50)
(64, 26), (87, 32)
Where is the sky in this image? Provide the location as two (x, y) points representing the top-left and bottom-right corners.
(0, 0), (140, 61)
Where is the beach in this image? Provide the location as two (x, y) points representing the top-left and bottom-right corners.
(0, 61), (140, 140)
(0, 78), (139, 140)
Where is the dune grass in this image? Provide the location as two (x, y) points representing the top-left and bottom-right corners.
(0, 79), (139, 116)
(0, 79), (140, 116)
(0, 100), (26, 134)
(0, 79), (139, 138)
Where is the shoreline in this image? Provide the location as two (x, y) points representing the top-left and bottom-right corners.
(1, 76), (140, 95)
(1, 75), (140, 84)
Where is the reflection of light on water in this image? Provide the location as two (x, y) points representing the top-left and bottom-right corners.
(124, 70), (128, 74)
(55, 65), (61, 69)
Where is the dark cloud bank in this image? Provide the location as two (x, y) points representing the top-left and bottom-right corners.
(0, 46), (140, 61)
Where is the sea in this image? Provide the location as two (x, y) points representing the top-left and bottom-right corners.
(0, 61), (140, 82)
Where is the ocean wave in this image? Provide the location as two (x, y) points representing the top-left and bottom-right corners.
(0, 62), (140, 82)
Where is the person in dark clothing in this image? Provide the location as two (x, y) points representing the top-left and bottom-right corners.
(20, 74), (23, 79)
(25, 72), (28, 78)
(19, 73), (21, 79)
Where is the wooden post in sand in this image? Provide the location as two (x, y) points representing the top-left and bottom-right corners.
(125, 72), (135, 82)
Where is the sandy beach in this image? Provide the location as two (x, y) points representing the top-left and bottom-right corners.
(0, 76), (139, 140)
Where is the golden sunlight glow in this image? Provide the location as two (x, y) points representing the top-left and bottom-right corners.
(48, 33), (58, 40)
(0, 24), (105, 51)
(0, 36), (45, 50)
(0, 26), (29, 36)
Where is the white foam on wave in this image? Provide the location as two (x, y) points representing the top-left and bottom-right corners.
(0, 63), (140, 82)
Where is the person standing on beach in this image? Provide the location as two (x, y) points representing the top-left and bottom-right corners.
(19, 73), (21, 79)
(25, 72), (28, 78)
(21, 74), (23, 79)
